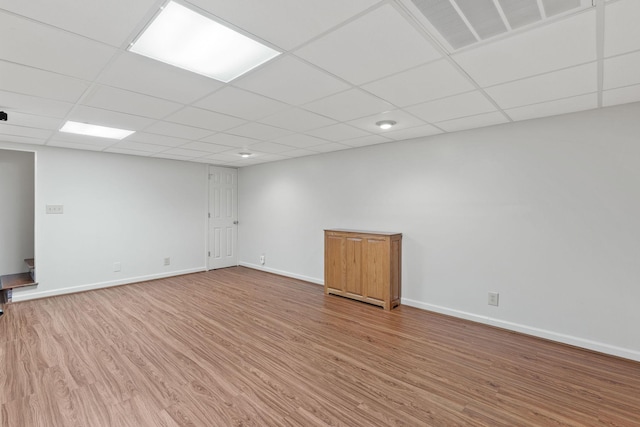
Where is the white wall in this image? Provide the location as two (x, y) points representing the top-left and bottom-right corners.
(0, 149), (34, 275)
(0, 143), (208, 300)
(238, 102), (640, 361)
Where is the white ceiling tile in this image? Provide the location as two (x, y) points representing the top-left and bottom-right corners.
(279, 149), (318, 158)
(2, 112), (63, 131)
(0, 12), (117, 81)
(303, 89), (394, 122)
(453, 10), (596, 87)
(226, 122), (293, 141)
(125, 132), (190, 148)
(0, 135), (47, 146)
(110, 141), (167, 153)
(271, 134), (331, 149)
(435, 111), (508, 132)
(259, 108), (336, 132)
(234, 56), (350, 105)
(195, 87), (289, 120)
(151, 153), (193, 161)
(161, 148), (209, 158)
(200, 133), (259, 148)
(603, 51), (640, 90)
(187, 0), (380, 50)
(0, 0), (159, 46)
(178, 141), (233, 154)
(382, 124), (443, 141)
(305, 123), (371, 141)
(83, 86), (184, 120)
(69, 106), (154, 131)
(165, 107), (246, 132)
(0, 124), (53, 139)
(98, 52), (223, 104)
(307, 143), (352, 153)
(205, 152), (247, 162)
(486, 62), (597, 109)
(48, 139), (110, 151)
(362, 60), (475, 107)
(49, 131), (119, 148)
(604, 0), (640, 57)
(407, 91), (497, 123)
(603, 84), (640, 107)
(246, 142), (293, 154)
(342, 134), (392, 147)
(296, 4), (441, 85)
(143, 121), (213, 140)
(347, 109), (426, 134)
(104, 147), (153, 157)
(0, 61), (89, 103)
(506, 93), (597, 121)
(0, 91), (73, 119)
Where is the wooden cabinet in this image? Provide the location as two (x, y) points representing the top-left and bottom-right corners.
(324, 229), (402, 310)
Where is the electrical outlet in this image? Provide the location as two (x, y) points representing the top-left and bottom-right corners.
(46, 205), (64, 214)
(164, 257), (171, 266)
(488, 292), (499, 306)
(260, 254), (265, 265)
(113, 262), (121, 272)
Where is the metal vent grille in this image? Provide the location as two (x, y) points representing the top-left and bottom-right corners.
(409, 0), (591, 51)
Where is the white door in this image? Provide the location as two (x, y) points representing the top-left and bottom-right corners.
(208, 166), (238, 269)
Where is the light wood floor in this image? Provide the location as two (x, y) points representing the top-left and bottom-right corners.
(1, 267), (639, 426)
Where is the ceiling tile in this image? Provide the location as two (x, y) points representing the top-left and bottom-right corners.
(68, 106), (154, 130)
(381, 124), (443, 141)
(0, 0), (159, 46)
(143, 121), (213, 140)
(303, 89), (393, 122)
(48, 139), (110, 151)
(453, 10), (596, 87)
(49, 131), (118, 148)
(259, 108), (336, 132)
(152, 152), (194, 161)
(0, 135), (47, 146)
(98, 52), (222, 104)
(125, 132), (190, 148)
(279, 148), (318, 158)
(603, 84), (640, 107)
(604, 0), (640, 57)
(506, 93), (597, 121)
(603, 51), (640, 90)
(342, 134), (392, 147)
(0, 12), (117, 81)
(0, 61), (89, 103)
(296, 4), (441, 85)
(305, 123), (371, 141)
(0, 91), (73, 119)
(307, 143), (352, 153)
(165, 107), (246, 132)
(0, 123), (53, 139)
(161, 148), (209, 158)
(178, 141), (234, 154)
(234, 56), (350, 105)
(187, 0), (379, 50)
(83, 86), (184, 120)
(362, 60), (475, 107)
(246, 142), (293, 154)
(435, 111), (508, 132)
(407, 91), (497, 123)
(226, 122), (293, 141)
(110, 141), (167, 153)
(104, 147), (153, 157)
(195, 87), (289, 120)
(486, 62), (597, 109)
(201, 133), (259, 148)
(347, 109), (426, 134)
(271, 134), (331, 149)
(2, 112), (63, 131)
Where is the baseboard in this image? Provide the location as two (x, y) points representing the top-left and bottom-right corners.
(239, 262), (323, 285)
(10, 267), (206, 302)
(402, 297), (640, 363)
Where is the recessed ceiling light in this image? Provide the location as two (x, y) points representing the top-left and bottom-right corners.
(60, 121), (135, 140)
(376, 120), (397, 130)
(239, 152), (253, 158)
(129, 1), (280, 82)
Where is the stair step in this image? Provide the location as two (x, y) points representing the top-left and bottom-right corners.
(1, 272), (38, 291)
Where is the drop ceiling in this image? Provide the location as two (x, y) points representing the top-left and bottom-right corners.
(1, 0), (638, 167)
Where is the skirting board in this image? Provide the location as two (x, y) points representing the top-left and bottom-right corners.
(239, 262), (323, 286)
(10, 267), (206, 303)
(401, 298), (640, 363)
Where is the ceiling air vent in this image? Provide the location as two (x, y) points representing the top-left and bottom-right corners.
(408, 0), (592, 51)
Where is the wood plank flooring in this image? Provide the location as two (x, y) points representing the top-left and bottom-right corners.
(1, 266), (639, 426)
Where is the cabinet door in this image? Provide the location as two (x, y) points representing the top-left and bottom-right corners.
(345, 237), (363, 296)
(364, 238), (389, 302)
(325, 234), (346, 291)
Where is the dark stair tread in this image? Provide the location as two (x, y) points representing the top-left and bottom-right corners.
(24, 258), (35, 269)
(1, 273), (37, 290)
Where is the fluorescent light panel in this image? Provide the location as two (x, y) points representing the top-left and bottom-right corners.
(129, 1), (280, 82)
(60, 121), (135, 140)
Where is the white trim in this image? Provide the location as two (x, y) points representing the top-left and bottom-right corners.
(11, 267), (205, 302)
(402, 297), (640, 363)
(239, 262), (323, 285)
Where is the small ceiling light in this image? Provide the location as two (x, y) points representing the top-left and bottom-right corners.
(376, 120), (397, 130)
(129, 1), (280, 82)
(60, 121), (135, 140)
(239, 152), (252, 158)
